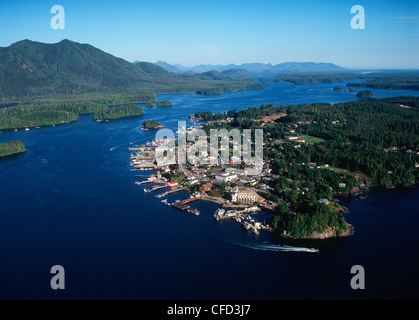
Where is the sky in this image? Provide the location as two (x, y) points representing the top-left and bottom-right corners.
(0, 0), (418, 69)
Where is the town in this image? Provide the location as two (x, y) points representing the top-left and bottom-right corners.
(129, 125), (275, 234)
(129, 121), (334, 236)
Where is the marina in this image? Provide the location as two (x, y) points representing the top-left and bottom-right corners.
(129, 140), (272, 236)
(214, 207), (270, 234)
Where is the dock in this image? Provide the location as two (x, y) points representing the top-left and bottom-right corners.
(172, 202), (190, 211)
(143, 184), (168, 193)
(155, 187), (187, 198)
(171, 198), (201, 216)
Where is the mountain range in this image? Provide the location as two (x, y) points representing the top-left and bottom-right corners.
(0, 39), (258, 99)
(0, 39), (345, 100)
(152, 61), (346, 74)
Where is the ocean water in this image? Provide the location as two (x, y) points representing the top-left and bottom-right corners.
(0, 81), (418, 299)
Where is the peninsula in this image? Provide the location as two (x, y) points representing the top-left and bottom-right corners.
(93, 104), (145, 121)
(129, 96), (419, 239)
(0, 140), (26, 158)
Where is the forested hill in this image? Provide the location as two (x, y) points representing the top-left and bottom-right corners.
(0, 39), (263, 99)
(0, 39), (149, 98)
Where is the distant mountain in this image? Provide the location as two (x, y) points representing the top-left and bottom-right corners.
(0, 39), (163, 98)
(153, 61), (346, 75)
(154, 61), (186, 73)
(201, 70), (231, 80)
(0, 40), (265, 99)
(272, 62), (345, 73)
(0, 40), (248, 99)
(221, 68), (253, 77)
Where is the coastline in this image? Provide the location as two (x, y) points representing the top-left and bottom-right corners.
(0, 150), (26, 159)
(0, 140), (26, 158)
(280, 223), (355, 240)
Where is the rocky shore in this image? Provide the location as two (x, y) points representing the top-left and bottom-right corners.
(281, 223), (355, 240)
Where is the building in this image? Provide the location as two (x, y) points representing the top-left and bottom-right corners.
(318, 198), (329, 205)
(214, 172), (238, 182)
(225, 167), (246, 176)
(199, 182), (212, 193)
(231, 188), (267, 205)
(192, 168), (206, 175)
(285, 136), (299, 141)
(167, 181), (178, 188)
(285, 136), (305, 143)
(339, 183), (346, 188)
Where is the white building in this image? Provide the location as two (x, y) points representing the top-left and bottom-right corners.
(215, 172), (238, 182)
(232, 191), (257, 204)
(231, 188), (266, 205)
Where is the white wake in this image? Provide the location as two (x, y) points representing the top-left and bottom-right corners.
(229, 241), (318, 253)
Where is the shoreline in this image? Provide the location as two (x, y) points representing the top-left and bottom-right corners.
(0, 150), (26, 159)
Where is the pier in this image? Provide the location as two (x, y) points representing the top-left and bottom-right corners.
(155, 187), (187, 198)
(172, 202), (190, 211)
(171, 197), (201, 215)
(143, 184), (168, 193)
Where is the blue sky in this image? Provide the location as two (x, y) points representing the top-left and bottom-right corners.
(0, 0), (418, 69)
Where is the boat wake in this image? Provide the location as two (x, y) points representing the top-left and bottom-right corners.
(228, 241), (318, 253)
(110, 141), (135, 151)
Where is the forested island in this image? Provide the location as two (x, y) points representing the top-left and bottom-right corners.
(356, 90), (374, 98)
(0, 93), (154, 130)
(0, 140), (26, 158)
(196, 88), (223, 95)
(260, 73), (360, 85)
(142, 120), (164, 130)
(156, 101), (173, 108)
(92, 104), (145, 121)
(261, 72), (419, 91)
(347, 73), (419, 91)
(195, 96), (419, 239)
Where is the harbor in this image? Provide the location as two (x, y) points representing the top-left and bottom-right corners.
(129, 138), (273, 235)
(159, 198), (201, 216)
(213, 207), (271, 235)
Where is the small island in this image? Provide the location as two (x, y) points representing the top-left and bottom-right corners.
(356, 90), (374, 98)
(196, 88), (223, 95)
(346, 88), (357, 92)
(156, 101), (173, 108)
(333, 86), (343, 92)
(142, 120), (165, 130)
(92, 104), (145, 121)
(0, 140), (26, 158)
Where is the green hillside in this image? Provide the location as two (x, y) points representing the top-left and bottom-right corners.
(0, 39), (264, 100)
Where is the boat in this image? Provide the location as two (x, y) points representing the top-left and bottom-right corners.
(240, 221), (251, 230)
(188, 208), (200, 216)
(214, 208), (225, 220)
